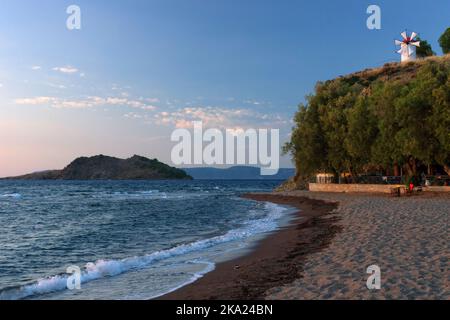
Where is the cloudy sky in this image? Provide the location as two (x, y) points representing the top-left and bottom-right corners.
(0, 0), (448, 176)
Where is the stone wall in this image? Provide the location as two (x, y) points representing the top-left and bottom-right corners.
(426, 186), (450, 192)
(308, 183), (450, 193)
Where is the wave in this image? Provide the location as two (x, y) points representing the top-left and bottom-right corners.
(0, 202), (287, 300)
(0, 193), (21, 198)
(91, 189), (226, 201)
(92, 190), (162, 198)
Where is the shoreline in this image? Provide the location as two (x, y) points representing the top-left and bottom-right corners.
(158, 193), (341, 300)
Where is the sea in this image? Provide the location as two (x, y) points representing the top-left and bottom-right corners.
(0, 180), (294, 300)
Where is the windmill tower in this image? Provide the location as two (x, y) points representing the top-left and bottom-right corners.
(395, 31), (420, 62)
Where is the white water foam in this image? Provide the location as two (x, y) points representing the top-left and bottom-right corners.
(0, 193), (22, 198)
(0, 202), (287, 300)
(92, 190), (205, 201)
(146, 260), (216, 300)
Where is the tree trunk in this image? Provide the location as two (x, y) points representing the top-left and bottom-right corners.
(404, 157), (417, 177)
(385, 166), (390, 176)
(393, 162), (400, 176)
(411, 158), (417, 175)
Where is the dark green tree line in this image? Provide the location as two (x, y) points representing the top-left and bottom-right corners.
(284, 57), (450, 181)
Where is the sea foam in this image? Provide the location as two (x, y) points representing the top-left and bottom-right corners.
(0, 193), (22, 198)
(0, 202), (287, 300)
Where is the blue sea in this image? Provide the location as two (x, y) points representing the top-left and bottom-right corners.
(0, 180), (293, 300)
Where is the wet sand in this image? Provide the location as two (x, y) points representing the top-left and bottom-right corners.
(159, 193), (341, 300)
(159, 191), (449, 300)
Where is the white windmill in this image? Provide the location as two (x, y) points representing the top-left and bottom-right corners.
(395, 31), (420, 62)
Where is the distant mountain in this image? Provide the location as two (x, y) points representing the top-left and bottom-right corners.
(184, 166), (295, 180)
(3, 155), (192, 180)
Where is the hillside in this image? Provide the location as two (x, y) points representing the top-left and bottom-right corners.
(284, 55), (450, 186)
(3, 155), (192, 180)
(339, 55), (449, 85)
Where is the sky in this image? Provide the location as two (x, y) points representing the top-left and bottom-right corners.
(0, 0), (448, 177)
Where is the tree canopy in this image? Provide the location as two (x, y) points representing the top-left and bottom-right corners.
(439, 27), (450, 54)
(415, 37), (434, 58)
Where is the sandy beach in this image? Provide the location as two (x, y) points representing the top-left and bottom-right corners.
(160, 191), (449, 300)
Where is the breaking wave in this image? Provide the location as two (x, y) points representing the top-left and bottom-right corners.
(0, 202), (287, 300)
(0, 193), (22, 198)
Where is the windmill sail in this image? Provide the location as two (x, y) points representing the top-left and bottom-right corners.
(396, 31), (419, 62)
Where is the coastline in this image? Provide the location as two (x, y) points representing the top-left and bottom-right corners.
(158, 193), (341, 300)
(158, 190), (449, 300)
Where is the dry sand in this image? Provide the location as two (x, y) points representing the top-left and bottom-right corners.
(267, 191), (449, 300)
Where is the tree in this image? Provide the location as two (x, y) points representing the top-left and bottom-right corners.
(283, 92), (327, 177)
(415, 37), (434, 58)
(394, 69), (436, 176)
(438, 27), (450, 54)
(427, 64), (450, 174)
(370, 82), (403, 174)
(345, 97), (378, 174)
(319, 81), (354, 179)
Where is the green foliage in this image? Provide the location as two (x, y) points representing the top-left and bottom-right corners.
(415, 37), (434, 58)
(284, 57), (450, 179)
(438, 28), (450, 54)
(345, 97), (378, 172)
